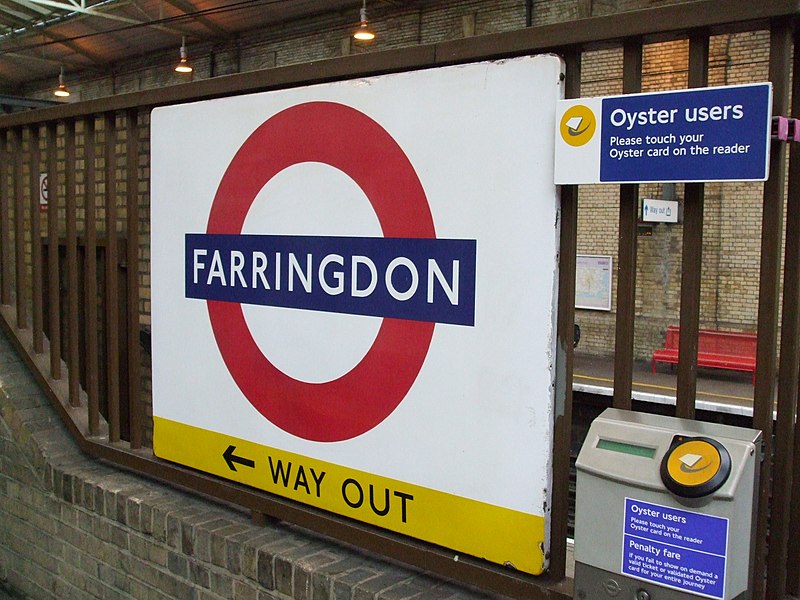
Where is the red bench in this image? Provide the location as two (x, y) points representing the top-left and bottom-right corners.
(651, 325), (757, 384)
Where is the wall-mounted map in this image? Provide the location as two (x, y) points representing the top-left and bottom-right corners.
(576, 254), (613, 311)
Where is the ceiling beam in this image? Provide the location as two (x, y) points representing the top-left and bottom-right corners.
(4, 0), (51, 17)
(127, 0), (202, 37)
(12, 0), (189, 37)
(2, 48), (88, 68)
(13, 0), (146, 24)
(0, 5), (43, 24)
(76, 11), (133, 49)
(39, 27), (106, 64)
(162, 0), (228, 38)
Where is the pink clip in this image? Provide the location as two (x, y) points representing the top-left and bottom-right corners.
(777, 116), (790, 141)
(793, 118), (800, 142)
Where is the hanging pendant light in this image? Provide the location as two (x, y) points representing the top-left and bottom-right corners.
(175, 36), (193, 73)
(353, 0), (375, 41)
(54, 66), (70, 98)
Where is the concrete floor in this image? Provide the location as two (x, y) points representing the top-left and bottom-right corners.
(573, 352), (757, 417)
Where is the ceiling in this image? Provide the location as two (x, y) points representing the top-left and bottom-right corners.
(0, 0), (371, 91)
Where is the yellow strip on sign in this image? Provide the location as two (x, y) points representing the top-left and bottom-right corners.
(154, 417), (547, 574)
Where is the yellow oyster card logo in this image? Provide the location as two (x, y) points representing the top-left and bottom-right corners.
(560, 104), (596, 147)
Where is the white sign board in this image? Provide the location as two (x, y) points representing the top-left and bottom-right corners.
(642, 198), (679, 223)
(151, 55), (563, 575)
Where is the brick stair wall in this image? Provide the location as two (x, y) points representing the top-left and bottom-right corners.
(0, 329), (490, 600)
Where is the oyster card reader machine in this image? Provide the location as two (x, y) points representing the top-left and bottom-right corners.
(574, 409), (761, 600)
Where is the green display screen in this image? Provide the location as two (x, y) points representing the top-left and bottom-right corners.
(596, 438), (657, 459)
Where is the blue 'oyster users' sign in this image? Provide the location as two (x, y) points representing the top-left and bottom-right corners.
(623, 498), (729, 599)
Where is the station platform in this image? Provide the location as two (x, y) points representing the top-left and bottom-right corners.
(573, 352), (756, 417)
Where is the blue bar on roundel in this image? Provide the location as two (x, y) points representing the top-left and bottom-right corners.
(185, 233), (477, 326)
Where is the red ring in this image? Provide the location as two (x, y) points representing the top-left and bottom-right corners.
(206, 101), (435, 441)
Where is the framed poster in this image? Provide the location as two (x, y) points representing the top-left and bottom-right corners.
(576, 254), (613, 311)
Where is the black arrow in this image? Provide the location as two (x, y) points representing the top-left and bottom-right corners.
(223, 445), (255, 472)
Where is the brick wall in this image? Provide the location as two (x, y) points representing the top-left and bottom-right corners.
(574, 31), (771, 359)
(0, 329), (487, 600)
(10, 3), (776, 363)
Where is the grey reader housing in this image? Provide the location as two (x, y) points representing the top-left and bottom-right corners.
(574, 408), (761, 600)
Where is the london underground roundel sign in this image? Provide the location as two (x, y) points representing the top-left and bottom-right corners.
(206, 101), (435, 442)
(152, 55), (563, 577)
